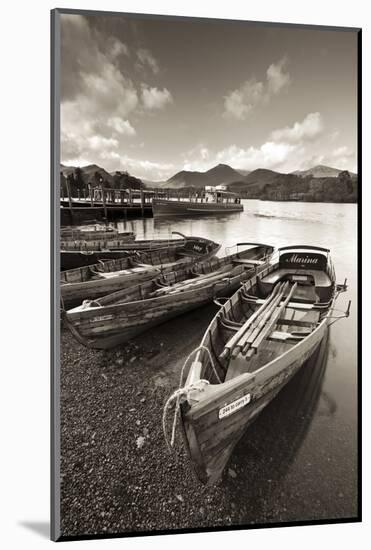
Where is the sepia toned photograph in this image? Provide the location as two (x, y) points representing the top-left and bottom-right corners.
(52, 8), (360, 541)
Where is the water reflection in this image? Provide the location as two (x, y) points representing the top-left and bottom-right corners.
(228, 330), (331, 487)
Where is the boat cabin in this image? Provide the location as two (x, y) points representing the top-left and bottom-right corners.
(204, 185), (241, 204)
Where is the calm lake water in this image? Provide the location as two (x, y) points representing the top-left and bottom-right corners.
(110, 199), (358, 521)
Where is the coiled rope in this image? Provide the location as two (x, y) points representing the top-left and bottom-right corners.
(162, 345), (221, 451)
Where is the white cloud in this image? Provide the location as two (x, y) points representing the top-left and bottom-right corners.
(136, 48), (159, 74)
(200, 147), (209, 160)
(197, 143), (298, 173)
(107, 117), (136, 136)
(179, 111), (332, 175)
(266, 58), (291, 94)
(118, 156), (175, 181)
(224, 80), (264, 120)
(181, 141), (299, 174)
(109, 39), (129, 59)
(330, 146), (356, 171)
(141, 86), (173, 110)
(60, 15), (173, 173)
(333, 145), (351, 157)
(224, 58), (290, 120)
(270, 112), (324, 143)
(182, 144), (212, 171)
(87, 135), (119, 151)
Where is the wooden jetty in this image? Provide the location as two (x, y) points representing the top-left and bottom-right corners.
(60, 181), (174, 225)
(60, 180), (245, 225)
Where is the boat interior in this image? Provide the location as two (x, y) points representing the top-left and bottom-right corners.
(62, 243), (271, 287)
(71, 245), (275, 311)
(193, 246), (336, 383)
(60, 246), (196, 285)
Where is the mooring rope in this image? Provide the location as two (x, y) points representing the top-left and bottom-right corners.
(162, 345), (221, 451)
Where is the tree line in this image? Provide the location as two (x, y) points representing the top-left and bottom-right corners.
(60, 168), (144, 197)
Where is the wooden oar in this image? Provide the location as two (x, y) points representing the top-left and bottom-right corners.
(220, 282), (283, 360)
(237, 282), (289, 357)
(152, 265), (236, 295)
(246, 282), (298, 356)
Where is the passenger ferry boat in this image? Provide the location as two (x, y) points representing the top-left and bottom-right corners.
(152, 185), (243, 217)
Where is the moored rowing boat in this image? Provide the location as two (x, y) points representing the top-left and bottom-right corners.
(60, 231), (216, 270)
(60, 224), (120, 240)
(163, 245), (350, 484)
(63, 243), (274, 348)
(61, 234), (221, 307)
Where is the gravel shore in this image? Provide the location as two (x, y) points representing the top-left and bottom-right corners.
(60, 304), (356, 538)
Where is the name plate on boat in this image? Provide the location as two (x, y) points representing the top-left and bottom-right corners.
(219, 393), (251, 419)
(280, 252), (327, 270)
(93, 314), (114, 322)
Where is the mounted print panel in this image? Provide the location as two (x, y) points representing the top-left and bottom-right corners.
(51, 8), (361, 542)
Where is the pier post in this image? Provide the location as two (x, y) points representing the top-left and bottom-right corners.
(66, 177), (73, 210)
(65, 177), (73, 223)
(88, 184), (94, 207)
(101, 185), (108, 219)
(140, 189), (144, 216)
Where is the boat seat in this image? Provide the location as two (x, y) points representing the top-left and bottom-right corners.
(233, 258), (265, 266)
(260, 268), (332, 288)
(267, 330), (310, 341)
(218, 313), (242, 331)
(249, 297), (315, 310)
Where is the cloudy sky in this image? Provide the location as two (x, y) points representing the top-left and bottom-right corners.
(60, 12), (358, 181)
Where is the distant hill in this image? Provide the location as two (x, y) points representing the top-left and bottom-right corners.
(227, 168), (287, 195)
(165, 163), (244, 189)
(293, 164), (357, 178)
(227, 169), (357, 203)
(60, 163), (114, 185)
(237, 169), (251, 177)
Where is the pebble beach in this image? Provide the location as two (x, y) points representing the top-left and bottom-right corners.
(60, 298), (356, 538)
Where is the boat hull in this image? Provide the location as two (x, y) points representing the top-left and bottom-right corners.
(181, 317), (329, 484)
(152, 199), (243, 217)
(61, 267), (162, 308)
(64, 269), (254, 349)
(61, 237), (221, 305)
(61, 250), (135, 271)
(60, 239), (189, 271)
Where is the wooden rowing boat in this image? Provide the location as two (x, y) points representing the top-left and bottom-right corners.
(60, 232), (212, 270)
(61, 234), (221, 307)
(165, 245), (350, 484)
(60, 224), (119, 240)
(63, 243), (274, 349)
(61, 239), (183, 271)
